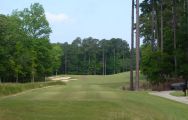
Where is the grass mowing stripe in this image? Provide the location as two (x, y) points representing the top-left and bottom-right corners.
(0, 72), (188, 120)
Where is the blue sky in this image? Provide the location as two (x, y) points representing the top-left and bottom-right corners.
(0, 0), (142, 45)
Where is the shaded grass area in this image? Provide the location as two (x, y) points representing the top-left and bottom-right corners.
(0, 72), (188, 120)
(0, 81), (65, 97)
(170, 91), (185, 97)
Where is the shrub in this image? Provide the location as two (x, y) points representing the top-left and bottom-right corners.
(0, 81), (65, 97)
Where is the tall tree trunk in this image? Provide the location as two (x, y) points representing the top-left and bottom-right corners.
(123, 53), (125, 72)
(94, 54), (96, 75)
(31, 68), (35, 83)
(151, 0), (155, 51)
(84, 53), (86, 74)
(173, 0), (177, 75)
(161, 0), (164, 52)
(32, 74), (35, 83)
(104, 53), (106, 75)
(16, 73), (19, 83)
(113, 49), (116, 74)
(103, 48), (105, 75)
(56, 69), (58, 76)
(135, 0), (140, 90)
(130, 0), (134, 91)
(77, 64), (79, 73)
(64, 54), (67, 74)
(88, 56), (91, 74)
(44, 75), (46, 82)
(155, 12), (159, 50)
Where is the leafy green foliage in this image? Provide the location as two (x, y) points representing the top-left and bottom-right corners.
(0, 3), (62, 83)
(51, 43), (63, 74)
(140, 0), (188, 84)
(141, 45), (173, 84)
(0, 3), (132, 82)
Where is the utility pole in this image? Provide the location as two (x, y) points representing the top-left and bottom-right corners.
(161, 0), (163, 52)
(135, 0), (140, 90)
(105, 56), (107, 75)
(114, 49), (116, 74)
(103, 48), (105, 75)
(172, 0), (177, 76)
(130, 0), (134, 91)
(151, 0), (155, 51)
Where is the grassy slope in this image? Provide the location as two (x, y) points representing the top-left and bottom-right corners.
(0, 72), (188, 120)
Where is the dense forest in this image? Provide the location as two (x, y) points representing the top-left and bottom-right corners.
(140, 0), (188, 84)
(59, 37), (132, 75)
(0, 0), (187, 86)
(0, 3), (133, 83)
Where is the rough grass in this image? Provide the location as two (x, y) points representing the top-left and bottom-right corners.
(0, 81), (65, 97)
(170, 91), (185, 97)
(0, 72), (188, 120)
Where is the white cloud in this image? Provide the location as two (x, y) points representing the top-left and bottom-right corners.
(46, 12), (70, 23)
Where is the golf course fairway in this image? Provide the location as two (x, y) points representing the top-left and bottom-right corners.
(0, 72), (188, 120)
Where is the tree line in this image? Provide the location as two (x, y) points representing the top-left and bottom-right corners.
(139, 0), (188, 85)
(0, 3), (63, 83)
(0, 3), (133, 83)
(59, 37), (133, 75)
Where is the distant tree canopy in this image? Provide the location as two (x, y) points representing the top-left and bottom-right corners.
(0, 3), (132, 83)
(140, 0), (188, 84)
(60, 37), (133, 75)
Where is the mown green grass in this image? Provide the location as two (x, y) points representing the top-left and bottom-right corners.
(170, 91), (185, 97)
(0, 81), (65, 97)
(0, 72), (188, 120)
